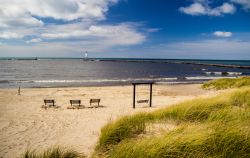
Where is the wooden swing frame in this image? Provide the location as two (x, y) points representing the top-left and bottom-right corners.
(132, 82), (154, 109)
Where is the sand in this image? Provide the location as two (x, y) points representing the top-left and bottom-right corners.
(0, 84), (217, 157)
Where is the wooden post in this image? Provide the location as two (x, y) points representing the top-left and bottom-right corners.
(132, 82), (153, 109)
(133, 84), (136, 109)
(149, 83), (152, 107)
(18, 87), (20, 95)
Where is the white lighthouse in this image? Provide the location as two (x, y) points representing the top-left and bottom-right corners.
(84, 51), (88, 60)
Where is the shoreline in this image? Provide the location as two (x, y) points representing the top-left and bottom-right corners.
(0, 77), (241, 89)
(0, 81), (207, 89)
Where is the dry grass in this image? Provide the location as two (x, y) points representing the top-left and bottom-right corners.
(94, 87), (250, 158)
(202, 76), (250, 90)
(22, 146), (85, 158)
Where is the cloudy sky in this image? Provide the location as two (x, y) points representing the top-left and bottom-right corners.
(0, 0), (250, 59)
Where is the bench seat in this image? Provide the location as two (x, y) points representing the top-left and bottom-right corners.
(137, 100), (149, 103)
(44, 99), (55, 107)
(90, 99), (100, 107)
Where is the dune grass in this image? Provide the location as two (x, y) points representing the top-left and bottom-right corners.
(202, 76), (250, 90)
(23, 146), (85, 158)
(94, 87), (250, 158)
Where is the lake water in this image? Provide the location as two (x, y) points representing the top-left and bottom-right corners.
(0, 59), (249, 88)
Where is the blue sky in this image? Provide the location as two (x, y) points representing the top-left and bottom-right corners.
(0, 0), (250, 59)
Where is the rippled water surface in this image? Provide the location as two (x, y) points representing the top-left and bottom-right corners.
(0, 59), (249, 88)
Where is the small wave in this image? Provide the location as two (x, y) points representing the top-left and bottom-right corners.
(0, 80), (10, 84)
(205, 71), (242, 76)
(0, 80), (33, 84)
(15, 80), (34, 83)
(186, 76), (236, 80)
(4, 76), (243, 87)
(205, 72), (223, 75)
(227, 72), (242, 75)
(32, 78), (177, 83)
(157, 81), (204, 85)
(2, 76), (240, 85)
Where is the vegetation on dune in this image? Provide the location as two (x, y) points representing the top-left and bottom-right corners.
(98, 113), (154, 150)
(202, 76), (250, 90)
(108, 110), (250, 158)
(23, 146), (85, 158)
(94, 87), (250, 158)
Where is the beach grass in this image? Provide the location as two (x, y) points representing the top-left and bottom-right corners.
(94, 86), (250, 157)
(202, 76), (250, 90)
(22, 146), (85, 158)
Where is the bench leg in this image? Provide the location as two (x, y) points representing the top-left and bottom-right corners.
(43, 103), (46, 109)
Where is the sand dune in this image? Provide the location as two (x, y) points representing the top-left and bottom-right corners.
(0, 84), (216, 157)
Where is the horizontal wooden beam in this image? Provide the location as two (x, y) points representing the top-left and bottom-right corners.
(132, 82), (154, 85)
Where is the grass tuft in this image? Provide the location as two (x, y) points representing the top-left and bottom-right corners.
(22, 146), (85, 158)
(96, 113), (154, 152)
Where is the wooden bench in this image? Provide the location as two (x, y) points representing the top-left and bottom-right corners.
(44, 99), (55, 107)
(137, 100), (149, 104)
(70, 100), (81, 107)
(90, 99), (100, 107)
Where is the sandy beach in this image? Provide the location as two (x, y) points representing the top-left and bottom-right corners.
(0, 84), (217, 157)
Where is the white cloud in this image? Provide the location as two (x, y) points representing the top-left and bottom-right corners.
(0, 0), (118, 28)
(146, 28), (160, 33)
(220, 3), (237, 13)
(0, 32), (24, 39)
(87, 24), (146, 45)
(0, 23), (146, 56)
(213, 31), (233, 37)
(0, 0), (149, 54)
(26, 38), (42, 44)
(40, 23), (145, 45)
(179, 2), (236, 16)
(231, 0), (250, 10)
(0, 3), (44, 28)
(179, 3), (206, 15)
